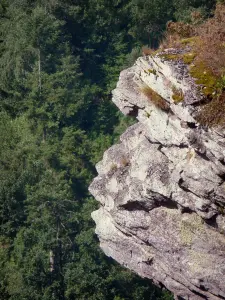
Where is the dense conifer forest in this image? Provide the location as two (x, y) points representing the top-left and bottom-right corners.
(0, 0), (218, 299)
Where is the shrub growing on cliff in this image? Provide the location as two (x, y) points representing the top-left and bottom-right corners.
(196, 3), (225, 76)
(196, 91), (225, 127)
(167, 21), (195, 38)
(192, 4), (225, 127)
(142, 46), (156, 56)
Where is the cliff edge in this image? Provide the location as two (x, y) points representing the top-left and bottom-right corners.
(89, 49), (225, 299)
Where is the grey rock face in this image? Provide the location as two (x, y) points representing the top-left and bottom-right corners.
(89, 52), (225, 299)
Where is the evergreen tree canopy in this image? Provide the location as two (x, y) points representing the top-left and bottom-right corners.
(0, 0), (217, 299)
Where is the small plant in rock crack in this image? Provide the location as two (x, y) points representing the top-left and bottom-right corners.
(120, 156), (130, 167)
(110, 163), (118, 172)
(142, 46), (155, 56)
(186, 148), (195, 162)
(140, 84), (170, 111)
(172, 85), (184, 104)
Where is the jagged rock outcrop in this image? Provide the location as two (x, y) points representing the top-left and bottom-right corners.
(89, 50), (225, 300)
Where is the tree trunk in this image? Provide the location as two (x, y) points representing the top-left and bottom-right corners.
(38, 48), (42, 94)
(50, 250), (54, 272)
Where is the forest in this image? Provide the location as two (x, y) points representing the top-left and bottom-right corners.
(0, 0), (218, 299)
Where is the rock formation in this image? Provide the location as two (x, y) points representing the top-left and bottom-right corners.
(89, 49), (225, 299)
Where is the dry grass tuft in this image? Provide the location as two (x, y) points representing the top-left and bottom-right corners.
(120, 156), (130, 167)
(109, 163), (118, 172)
(196, 92), (225, 128)
(195, 4), (225, 76)
(140, 84), (170, 111)
(159, 21), (196, 49)
(172, 86), (184, 104)
(142, 46), (159, 56)
(159, 32), (183, 50)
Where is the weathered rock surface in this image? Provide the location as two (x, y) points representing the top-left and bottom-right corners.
(89, 51), (225, 299)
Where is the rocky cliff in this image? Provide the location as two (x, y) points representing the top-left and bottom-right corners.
(89, 49), (225, 300)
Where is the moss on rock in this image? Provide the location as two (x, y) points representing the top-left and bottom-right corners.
(158, 53), (180, 61)
(183, 52), (196, 64)
(189, 61), (218, 97)
(180, 36), (200, 46)
(148, 69), (157, 75)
